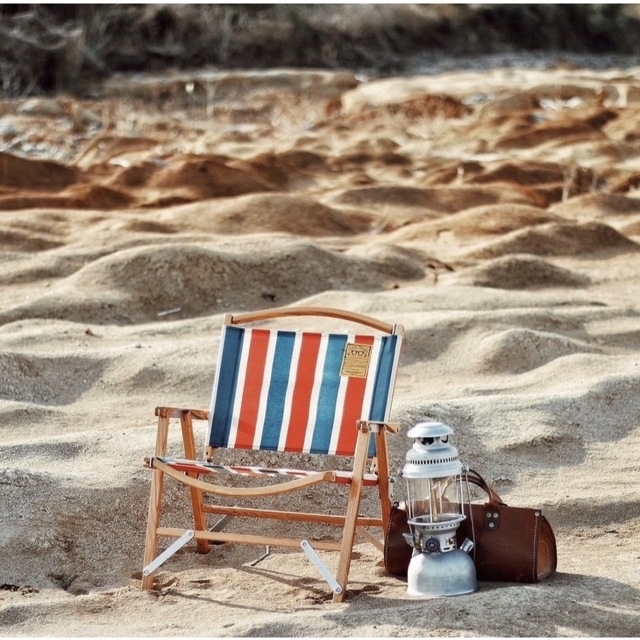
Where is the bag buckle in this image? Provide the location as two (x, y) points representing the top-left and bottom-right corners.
(484, 507), (501, 530)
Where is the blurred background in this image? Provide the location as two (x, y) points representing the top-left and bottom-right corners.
(2, 3), (640, 98)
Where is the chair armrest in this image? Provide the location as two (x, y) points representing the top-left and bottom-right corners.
(150, 407), (210, 460)
(155, 406), (209, 420)
(361, 420), (399, 434)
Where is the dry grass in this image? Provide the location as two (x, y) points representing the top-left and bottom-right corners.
(1, 5), (640, 98)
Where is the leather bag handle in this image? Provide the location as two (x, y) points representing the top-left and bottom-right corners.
(466, 468), (506, 510)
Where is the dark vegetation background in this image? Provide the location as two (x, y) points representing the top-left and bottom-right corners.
(1, 4), (640, 97)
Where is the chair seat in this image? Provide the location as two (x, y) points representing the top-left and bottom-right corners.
(153, 456), (380, 487)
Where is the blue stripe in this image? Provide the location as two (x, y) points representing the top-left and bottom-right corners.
(309, 334), (347, 454)
(367, 335), (399, 457)
(209, 326), (245, 448)
(260, 331), (296, 451)
(369, 335), (398, 421)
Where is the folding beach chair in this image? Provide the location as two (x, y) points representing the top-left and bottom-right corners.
(141, 306), (404, 602)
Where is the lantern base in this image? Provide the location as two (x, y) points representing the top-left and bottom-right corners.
(407, 549), (477, 598)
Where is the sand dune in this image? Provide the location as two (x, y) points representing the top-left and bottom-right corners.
(464, 220), (640, 259)
(1, 62), (640, 637)
(452, 255), (591, 289)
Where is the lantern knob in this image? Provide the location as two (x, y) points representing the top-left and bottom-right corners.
(425, 537), (440, 553)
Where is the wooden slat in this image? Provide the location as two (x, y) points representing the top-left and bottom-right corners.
(155, 406), (209, 420)
(156, 527), (342, 552)
(229, 306), (396, 334)
(201, 503), (382, 528)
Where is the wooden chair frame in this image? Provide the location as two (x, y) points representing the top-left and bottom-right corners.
(141, 306), (404, 603)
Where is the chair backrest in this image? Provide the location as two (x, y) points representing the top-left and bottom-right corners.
(206, 320), (402, 457)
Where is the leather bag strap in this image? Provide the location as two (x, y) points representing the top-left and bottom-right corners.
(466, 468), (506, 510)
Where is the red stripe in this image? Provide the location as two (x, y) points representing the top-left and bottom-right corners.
(284, 332), (322, 452)
(234, 329), (271, 449)
(335, 335), (374, 456)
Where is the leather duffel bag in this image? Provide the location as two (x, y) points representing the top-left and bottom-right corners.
(384, 469), (557, 583)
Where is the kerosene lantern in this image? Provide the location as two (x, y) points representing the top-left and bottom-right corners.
(400, 420), (477, 597)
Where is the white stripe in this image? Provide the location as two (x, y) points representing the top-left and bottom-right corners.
(226, 328), (253, 448)
(302, 333), (329, 453)
(277, 331), (303, 451)
(252, 330), (278, 449)
(361, 336), (382, 421)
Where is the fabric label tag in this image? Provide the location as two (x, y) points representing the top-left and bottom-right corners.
(341, 343), (372, 378)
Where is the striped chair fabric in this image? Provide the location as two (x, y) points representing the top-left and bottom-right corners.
(207, 325), (401, 457)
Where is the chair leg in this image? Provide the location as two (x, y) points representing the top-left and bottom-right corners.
(181, 412), (210, 554)
(187, 484), (210, 554)
(374, 428), (393, 530)
(332, 428), (370, 603)
(141, 467), (164, 590)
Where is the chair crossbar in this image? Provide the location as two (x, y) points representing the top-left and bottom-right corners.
(158, 527), (344, 552)
(200, 504), (383, 527)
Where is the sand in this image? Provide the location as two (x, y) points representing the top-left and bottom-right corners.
(1, 61), (640, 637)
